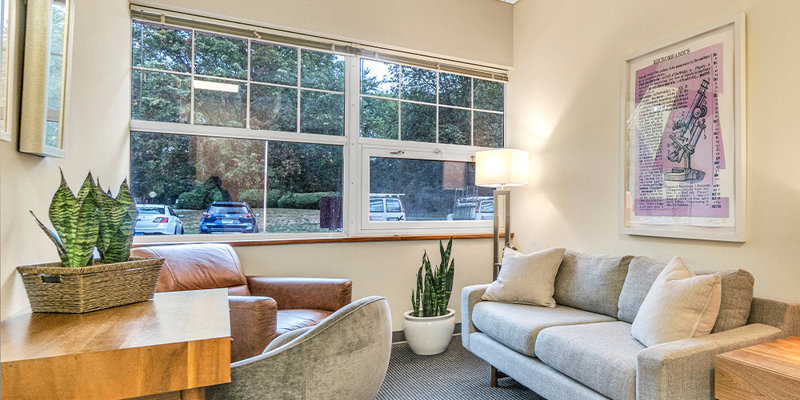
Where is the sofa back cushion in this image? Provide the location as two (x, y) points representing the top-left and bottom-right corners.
(617, 256), (666, 323)
(618, 256), (755, 332)
(695, 269), (754, 333)
(131, 243), (250, 295)
(553, 250), (633, 317)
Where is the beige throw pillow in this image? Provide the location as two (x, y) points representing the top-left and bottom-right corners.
(481, 247), (566, 307)
(631, 256), (722, 347)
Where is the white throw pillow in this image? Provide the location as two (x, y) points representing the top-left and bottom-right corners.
(481, 247), (566, 307)
(631, 256), (722, 347)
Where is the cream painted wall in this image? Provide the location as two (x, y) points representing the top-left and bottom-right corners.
(236, 239), (492, 330)
(0, 0), (508, 323)
(143, 0), (514, 67)
(509, 0), (800, 304)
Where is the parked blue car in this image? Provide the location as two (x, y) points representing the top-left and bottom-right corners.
(199, 202), (259, 234)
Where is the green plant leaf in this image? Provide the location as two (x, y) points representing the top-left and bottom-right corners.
(94, 179), (115, 260)
(61, 174), (99, 267)
(29, 210), (68, 264)
(48, 169), (76, 249)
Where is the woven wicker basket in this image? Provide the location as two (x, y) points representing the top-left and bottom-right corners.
(17, 257), (164, 313)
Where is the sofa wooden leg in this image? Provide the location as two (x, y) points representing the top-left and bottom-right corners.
(491, 366), (507, 387)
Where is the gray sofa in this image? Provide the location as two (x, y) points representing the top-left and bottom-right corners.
(462, 251), (800, 400)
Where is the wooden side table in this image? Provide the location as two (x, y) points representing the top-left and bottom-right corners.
(1, 289), (231, 400)
(715, 334), (800, 400)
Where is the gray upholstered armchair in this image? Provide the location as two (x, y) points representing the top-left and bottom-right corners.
(207, 296), (392, 400)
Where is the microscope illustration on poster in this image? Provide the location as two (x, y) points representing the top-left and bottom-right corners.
(631, 42), (729, 220)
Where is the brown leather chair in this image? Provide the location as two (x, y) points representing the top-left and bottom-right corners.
(131, 243), (352, 362)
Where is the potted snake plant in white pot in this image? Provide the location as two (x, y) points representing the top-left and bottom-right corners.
(403, 238), (456, 355)
(18, 171), (163, 313)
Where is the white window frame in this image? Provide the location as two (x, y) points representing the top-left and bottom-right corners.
(129, 18), (504, 244)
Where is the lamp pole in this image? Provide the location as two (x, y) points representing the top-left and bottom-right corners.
(492, 185), (511, 280)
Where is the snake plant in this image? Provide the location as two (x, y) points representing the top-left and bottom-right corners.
(410, 238), (455, 317)
(30, 171), (138, 268)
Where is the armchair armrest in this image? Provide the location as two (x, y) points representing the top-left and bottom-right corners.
(636, 323), (783, 400)
(228, 295), (278, 363)
(246, 276), (352, 311)
(461, 284), (490, 350)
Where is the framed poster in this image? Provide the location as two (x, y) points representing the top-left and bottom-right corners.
(620, 15), (746, 242)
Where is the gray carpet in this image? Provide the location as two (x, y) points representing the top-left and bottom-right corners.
(376, 336), (544, 400)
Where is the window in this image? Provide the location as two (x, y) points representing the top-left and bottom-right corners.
(129, 13), (506, 240)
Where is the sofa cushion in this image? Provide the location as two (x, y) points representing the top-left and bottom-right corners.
(535, 321), (644, 400)
(695, 269), (754, 333)
(471, 301), (615, 356)
(482, 247), (566, 307)
(276, 309), (332, 335)
(617, 256), (665, 323)
(554, 250), (633, 317)
(631, 257), (722, 347)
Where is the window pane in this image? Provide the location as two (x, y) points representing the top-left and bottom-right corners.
(266, 141), (343, 233)
(439, 73), (471, 108)
(132, 70), (190, 123)
(474, 79), (504, 112)
(369, 199), (384, 212)
(361, 59), (398, 97)
(401, 66), (436, 103)
(130, 131), (265, 235)
(360, 97), (398, 139)
(130, 132), (344, 234)
(401, 102), (435, 143)
(132, 21), (191, 72)
(193, 78), (247, 127)
(300, 90), (344, 135)
(438, 107), (471, 145)
(250, 42), (297, 86)
(369, 157), (492, 221)
(474, 111), (503, 148)
(250, 84), (297, 132)
(301, 50), (344, 92)
(194, 32), (248, 80)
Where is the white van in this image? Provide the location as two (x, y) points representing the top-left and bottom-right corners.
(369, 194), (406, 221)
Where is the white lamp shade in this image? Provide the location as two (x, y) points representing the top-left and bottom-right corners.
(475, 148), (529, 187)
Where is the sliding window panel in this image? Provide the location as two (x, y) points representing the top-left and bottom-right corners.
(368, 157), (491, 222)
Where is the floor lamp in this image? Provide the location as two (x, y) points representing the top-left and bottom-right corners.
(475, 149), (529, 280)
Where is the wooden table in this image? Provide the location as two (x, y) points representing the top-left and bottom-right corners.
(715, 334), (800, 400)
(1, 289), (231, 400)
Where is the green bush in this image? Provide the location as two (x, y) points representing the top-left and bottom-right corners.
(277, 192), (340, 210)
(267, 189), (283, 208)
(239, 189), (264, 208)
(176, 185), (222, 210)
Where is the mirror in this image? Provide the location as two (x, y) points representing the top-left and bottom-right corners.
(19, 0), (71, 157)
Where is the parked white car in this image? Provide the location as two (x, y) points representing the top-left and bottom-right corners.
(369, 194), (406, 221)
(447, 196), (494, 221)
(134, 204), (184, 235)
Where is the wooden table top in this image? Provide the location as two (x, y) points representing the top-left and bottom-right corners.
(1, 288), (231, 362)
(716, 334), (800, 378)
(1, 289), (232, 400)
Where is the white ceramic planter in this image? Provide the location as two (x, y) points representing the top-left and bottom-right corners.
(403, 308), (455, 355)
